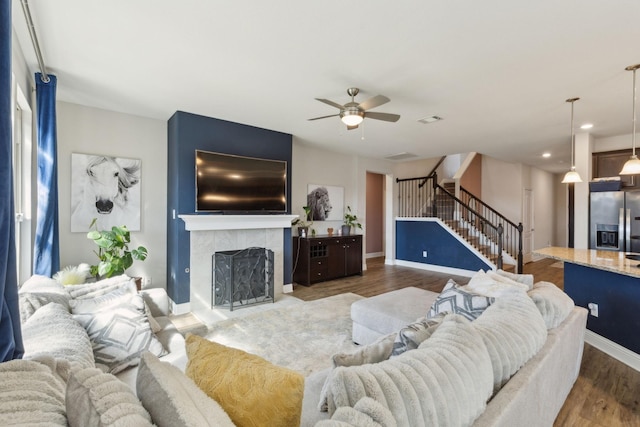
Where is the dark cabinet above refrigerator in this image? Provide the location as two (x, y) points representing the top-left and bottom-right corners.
(592, 149), (637, 189)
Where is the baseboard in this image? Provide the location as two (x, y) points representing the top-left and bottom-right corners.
(169, 299), (191, 315)
(283, 283), (293, 293)
(394, 260), (476, 278)
(366, 252), (384, 259)
(584, 330), (640, 372)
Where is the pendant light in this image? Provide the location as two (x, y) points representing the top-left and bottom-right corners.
(562, 98), (583, 184)
(620, 64), (640, 175)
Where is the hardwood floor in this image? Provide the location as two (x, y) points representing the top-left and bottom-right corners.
(291, 257), (640, 427)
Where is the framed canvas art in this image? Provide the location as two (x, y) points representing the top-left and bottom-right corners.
(70, 153), (142, 232)
(306, 184), (344, 221)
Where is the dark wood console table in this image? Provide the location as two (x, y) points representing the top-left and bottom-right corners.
(292, 235), (363, 286)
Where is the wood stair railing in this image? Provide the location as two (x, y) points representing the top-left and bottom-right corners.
(396, 172), (523, 273)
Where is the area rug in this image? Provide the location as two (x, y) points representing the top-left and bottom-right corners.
(196, 293), (363, 376)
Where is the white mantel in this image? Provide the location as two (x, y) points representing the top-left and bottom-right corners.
(179, 214), (298, 231)
(176, 214), (296, 318)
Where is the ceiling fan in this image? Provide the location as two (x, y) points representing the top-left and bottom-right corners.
(308, 87), (400, 130)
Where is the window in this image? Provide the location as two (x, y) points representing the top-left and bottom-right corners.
(11, 73), (33, 284)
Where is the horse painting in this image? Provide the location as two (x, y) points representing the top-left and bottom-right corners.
(71, 153), (141, 232)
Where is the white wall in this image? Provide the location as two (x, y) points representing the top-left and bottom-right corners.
(481, 156), (523, 224)
(530, 167), (555, 249)
(393, 157), (442, 180)
(481, 156), (557, 252)
(56, 102), (167, 288)
(292, 139), (395, 267)
(594, 133), (640, 153)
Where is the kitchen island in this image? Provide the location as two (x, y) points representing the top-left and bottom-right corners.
(534, 247), (640, 369)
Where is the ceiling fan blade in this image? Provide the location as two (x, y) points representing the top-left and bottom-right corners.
(364, 111), (400, 122)
(358, 95), (390, 111)
(308, 114), (340, 121)
(347, 125), (359, 131)
(315, 98), (345, 110)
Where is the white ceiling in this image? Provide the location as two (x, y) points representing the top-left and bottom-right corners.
(11, 0), (640, 173)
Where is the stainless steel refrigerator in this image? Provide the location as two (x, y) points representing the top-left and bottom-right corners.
(590, 191), (640, 253)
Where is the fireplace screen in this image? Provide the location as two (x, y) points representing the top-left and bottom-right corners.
(213, 247), (275, 311)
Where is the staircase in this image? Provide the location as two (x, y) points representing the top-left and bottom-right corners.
(396, 174), (523, 273)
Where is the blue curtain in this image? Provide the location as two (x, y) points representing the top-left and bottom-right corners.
(33, 73), (59, 276)
(0, 0), (24, 360)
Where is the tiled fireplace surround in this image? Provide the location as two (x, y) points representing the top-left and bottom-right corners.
(179, 215), (297, 318)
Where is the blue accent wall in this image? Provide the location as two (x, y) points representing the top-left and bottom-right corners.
(167, 111), (292, 304)
(564, 262), (640, 354)
(396, 220), (491, 272)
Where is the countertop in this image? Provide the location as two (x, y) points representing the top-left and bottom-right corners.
(533, 247), (640, 278)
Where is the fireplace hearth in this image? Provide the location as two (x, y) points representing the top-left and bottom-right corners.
(213, 247), (275, 311)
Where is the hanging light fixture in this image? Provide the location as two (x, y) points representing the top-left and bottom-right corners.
(620, 64), (640, 175)
(562, 98), (583, 184)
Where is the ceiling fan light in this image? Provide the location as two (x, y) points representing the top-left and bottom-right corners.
(561, 169), (583, 183)
(341, 111), (364, 126)
(620, 155), (640, 175)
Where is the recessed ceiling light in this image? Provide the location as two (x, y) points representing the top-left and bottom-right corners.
(542, 152), (551, 158)
(580, 123), (594, 130)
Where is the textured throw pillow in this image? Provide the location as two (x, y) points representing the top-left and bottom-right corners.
(473, 290), (547, 393)
(19, 274), (65, 294)
(69, 280), (137, 313)
(0, 359), (67, 426)
(324, 314), (494, 425)
(528, 281), (575, 329)
(66, 275), (134, 300)
(137, 352), (235, 427)
(486, 271), (531, 291)
(19, 291), (71, 323)
(73, 294), (167, 374)
(66, 367), (153, 427)
(185, 334), (305, 427)
(391, 313), (445, 357)
(427, 279), (495, 321)
(23, 302), (95, 370)
(466, 270), (528, 298)
(332, 333), (396, 368)
(497, 269), (534, 290)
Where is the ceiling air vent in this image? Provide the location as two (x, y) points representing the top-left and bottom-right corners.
(385, 152), (418, 161)
(418, 115), (443, 124)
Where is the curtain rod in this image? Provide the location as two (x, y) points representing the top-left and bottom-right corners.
(20, 0), (49, 83)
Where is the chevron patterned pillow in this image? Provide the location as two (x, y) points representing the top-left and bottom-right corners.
(427, 279), (495, 321)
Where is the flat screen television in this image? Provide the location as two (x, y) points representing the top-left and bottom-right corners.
(195, 150), (287, 213)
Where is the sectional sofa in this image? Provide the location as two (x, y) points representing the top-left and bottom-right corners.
(6, 270), (586, 427)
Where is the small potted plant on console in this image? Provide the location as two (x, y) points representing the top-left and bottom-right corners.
(292, 206), (313, 238)
(342, 206), (362, 236)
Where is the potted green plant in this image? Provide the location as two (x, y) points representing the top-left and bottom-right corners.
(342, 206), (362, 236)
(86, 218), (148, 278)
(292, 206), (313, 237)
